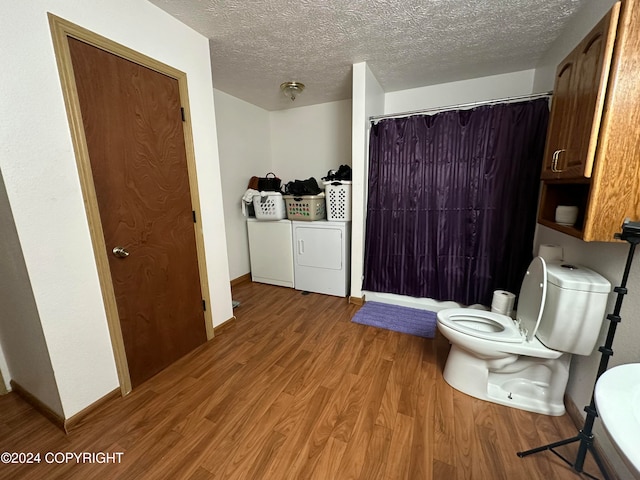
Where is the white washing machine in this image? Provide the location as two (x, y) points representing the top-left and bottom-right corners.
(247, 218), (294, 288)
(292, 220), (351, 297)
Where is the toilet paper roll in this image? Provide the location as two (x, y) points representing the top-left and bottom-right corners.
(538, 244), (563, 262)
(491, 290), (515, 317)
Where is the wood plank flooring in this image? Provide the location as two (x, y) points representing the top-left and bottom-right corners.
(0, 281), (607, 479)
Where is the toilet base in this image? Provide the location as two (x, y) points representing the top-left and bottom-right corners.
(443, 344), (570, 416)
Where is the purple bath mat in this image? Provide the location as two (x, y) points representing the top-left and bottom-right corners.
(351, 301), (436, 338)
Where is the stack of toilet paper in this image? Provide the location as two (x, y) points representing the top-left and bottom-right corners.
(491, 290), (515, 317)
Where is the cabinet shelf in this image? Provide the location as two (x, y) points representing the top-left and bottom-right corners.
(538, 182), (590, 239)
(538, 218), (584, 240)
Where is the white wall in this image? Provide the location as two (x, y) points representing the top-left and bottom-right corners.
(533, 1), (635, 478)
(0, 172), (60, 408)
(0, 340), (10, 393)
(350, 62), (385, 299)
(385, 70), (537, 114)
(270, 100), (352, 183)
(214, 89), (271, 281)
(1, 0), (232, 418)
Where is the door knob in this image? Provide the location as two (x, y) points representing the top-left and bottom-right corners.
(112, 246), (130, 258)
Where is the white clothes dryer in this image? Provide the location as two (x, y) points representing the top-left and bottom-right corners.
(292, 220), (351, 297)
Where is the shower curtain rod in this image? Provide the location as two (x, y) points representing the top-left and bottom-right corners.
(369, 91), (553, 123)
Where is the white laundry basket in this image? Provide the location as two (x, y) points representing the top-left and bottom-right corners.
(252, 193), (286, 220)
(324, 181), (352, 221)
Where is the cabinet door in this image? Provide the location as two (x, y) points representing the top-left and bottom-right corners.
(541, 4), (619, 180)
(541, 57), (575, 179)
(564, 5), (620, 178)
(294, 226), (343, 270)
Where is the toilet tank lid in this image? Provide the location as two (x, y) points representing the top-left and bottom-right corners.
(545, 262), (611, 293)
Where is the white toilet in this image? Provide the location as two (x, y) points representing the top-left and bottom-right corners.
(437, 257), (610, 416)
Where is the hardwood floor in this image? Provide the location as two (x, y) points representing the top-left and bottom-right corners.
(0, 282), (607, 479)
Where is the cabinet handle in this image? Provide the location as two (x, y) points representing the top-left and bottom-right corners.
(298, 239), (304, 255)
(551, 149), (566, 172)
(556, 149), (567, 172)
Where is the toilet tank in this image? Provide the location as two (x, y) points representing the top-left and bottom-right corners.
(536, 262), (611, 356)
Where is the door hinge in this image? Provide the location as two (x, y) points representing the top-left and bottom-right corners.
(202, 299), (207, 311)
(192, 210), (197, 223)
(180, 107), (185, 122)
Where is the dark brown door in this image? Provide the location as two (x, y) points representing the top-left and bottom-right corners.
(68, 37), (207, 387)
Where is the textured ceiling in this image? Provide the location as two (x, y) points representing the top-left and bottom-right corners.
(148, 0), (587, 111)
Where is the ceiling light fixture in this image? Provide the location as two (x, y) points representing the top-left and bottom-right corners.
(280, 81), (305, 101)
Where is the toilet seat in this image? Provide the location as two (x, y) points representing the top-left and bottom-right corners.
(437, 309), (523, 343)
(437, 257), (550, 345)
(517, 256), (547, 342)
(438, 257), (547, 343)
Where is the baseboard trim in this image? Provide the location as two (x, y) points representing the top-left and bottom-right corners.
(349, 295), (365, 306)
(230, 273), (251, 287)
(10, 380), (66, 433)
(564, 395), (619, 480)
(64, 388), (120, 433)
(214, 316), (236, 336)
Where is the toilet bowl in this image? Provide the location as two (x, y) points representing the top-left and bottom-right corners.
(437, 257), (611, 416)
(437, 309), (570, 415)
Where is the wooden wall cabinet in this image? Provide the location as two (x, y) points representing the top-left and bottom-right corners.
(538, 0), (640, 242)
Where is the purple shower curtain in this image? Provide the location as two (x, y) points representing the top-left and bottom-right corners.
(363, 99), (549, 306)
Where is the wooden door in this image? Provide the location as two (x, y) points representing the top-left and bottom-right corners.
(67, 37), (207, 387)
